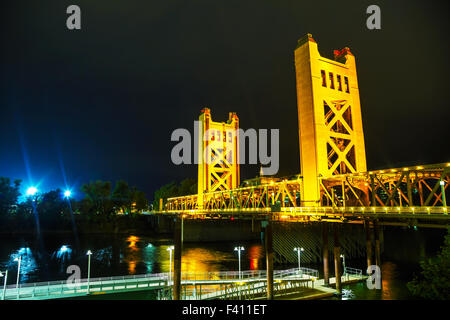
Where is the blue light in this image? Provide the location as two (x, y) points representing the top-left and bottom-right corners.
(26, 186), (38, 196)
(64, 190), (72, 198)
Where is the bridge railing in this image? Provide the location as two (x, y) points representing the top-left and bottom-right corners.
(158, 204), (448, 216)
(5, 272), (170, 290)
(3, 273), (171, 300)
(342, 267), (363, 281)
(179, 267), (314, 282)
(159, 162), (449, 216)
(280, 206), (448, 215)
(189, 278), (317, 300)
(2, 267), (319, 300)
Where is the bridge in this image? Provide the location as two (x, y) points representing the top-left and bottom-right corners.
(162, 162), (449, 228)
(147, 33), (449, 300)
(2, 267), (364, 300)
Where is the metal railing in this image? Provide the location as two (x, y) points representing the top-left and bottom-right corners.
(160, 267), (319, 300)
(2, 267), (318, 300)
(342, 267), (363, 281)
(197, 278), (317, 300)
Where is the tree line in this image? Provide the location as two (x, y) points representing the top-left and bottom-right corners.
(151, 178), (197, 210)
(0, 177), (149, 233)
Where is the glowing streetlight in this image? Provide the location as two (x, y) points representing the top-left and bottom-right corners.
(26, 187), (38, 197)
(167, 246), (174, 284)
(0, 270), (8, 300)
(234, 246), (245, 280)
(294, 247), (304, 276)
(340, 254), (346, 276)
(64, 190), (72, 198)
(86, 250), (92, 294)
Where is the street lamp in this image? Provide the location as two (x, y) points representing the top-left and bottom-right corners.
(0, 271), (7, 300)
(26, 186), (38, 197)
(14, 256), (21, 289)
(86, 250), (92, 294)
(167, 246), (174, 284)
(340, 254), (346, 277)
(234, 246), (245, 280)
(64, 190), (72, 198)
(294, 247), (304, 276)
(14, 256), (21, 299)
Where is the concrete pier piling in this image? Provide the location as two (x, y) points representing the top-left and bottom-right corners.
(265, 218), (274, 300)
(333, 224), (342, 294)
(322, 222), (329, 285)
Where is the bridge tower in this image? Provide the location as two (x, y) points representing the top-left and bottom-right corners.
(197, 108), (240, 208)
(294, 34), (367, 206)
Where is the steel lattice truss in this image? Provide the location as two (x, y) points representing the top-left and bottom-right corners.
(162, 163), (449, 224)
(324, 99), (357, 175)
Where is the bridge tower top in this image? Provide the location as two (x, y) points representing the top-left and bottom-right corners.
(295, 34), (367, 206)
(197, 108), (240, 208)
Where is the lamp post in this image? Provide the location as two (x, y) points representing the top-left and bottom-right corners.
(340, 254), (346, 279)
(0, 271), (7, 300)
(234, 246), (244, 300)
(167, 246), (174, 285)
(234, 246), (244, 280)
(86, 250), (92, 294)
(294, 247), (304, 277)
(14, 256), (21, 299)
(14, 256), (21, 289)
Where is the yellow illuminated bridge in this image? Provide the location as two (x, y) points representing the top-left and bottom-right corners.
(152, 34), (449, 229)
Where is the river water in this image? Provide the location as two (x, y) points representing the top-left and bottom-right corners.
(0, 227), (446, 300)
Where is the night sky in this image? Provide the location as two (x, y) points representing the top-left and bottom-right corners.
(1, 0), (449, 200)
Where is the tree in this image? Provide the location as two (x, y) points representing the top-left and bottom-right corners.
(152, 178), (197, 210)
(37, 189), (70, 229)
(407, 229), (450, 299)
(0, 177), (21, 216)
(130, 187), (148, 213)
(112, 180), (131, 214)
(178, 178), (197, 196)
(153, 181), (178, 210)
(80, 180), (113, 217)
(13, 199), (34, 230)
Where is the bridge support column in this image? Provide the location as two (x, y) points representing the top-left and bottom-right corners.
(322, 222), (329, 286)
(173, 217), (182, 300)
(265, 219), (273, 300)
(181, 215), (184, 244)
(333, 224), (342, 294)
(365, 220), (373, 270)
(374, 220), (382, 287)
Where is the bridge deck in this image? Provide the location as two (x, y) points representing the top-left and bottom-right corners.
(154, 162), (449, 228)
(148, 205), (449, 229)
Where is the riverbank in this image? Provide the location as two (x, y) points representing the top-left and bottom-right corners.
(0, 214), (168, 236)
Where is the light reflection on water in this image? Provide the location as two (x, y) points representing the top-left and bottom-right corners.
(0, 232), (436, 300)
(0, 234), (271, 285)
(6, 247), (37, 283)
(333, 261), (417, 300)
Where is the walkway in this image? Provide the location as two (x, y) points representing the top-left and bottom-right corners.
(1, 267), (365, 300)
